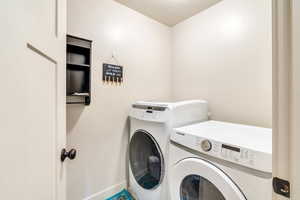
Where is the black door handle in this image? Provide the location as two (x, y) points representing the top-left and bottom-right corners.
(61, 148), (77, 162)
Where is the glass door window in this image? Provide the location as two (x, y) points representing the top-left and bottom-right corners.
(180, 175), (225, 200)
(170, 158), (246, 200)
(129, 130), (164, 190)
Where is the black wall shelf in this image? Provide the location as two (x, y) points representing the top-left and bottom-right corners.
(67, 63), (90, 68)
(66, 35), (92, 105)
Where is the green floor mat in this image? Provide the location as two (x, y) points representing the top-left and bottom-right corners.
(105, 189), (134, 200)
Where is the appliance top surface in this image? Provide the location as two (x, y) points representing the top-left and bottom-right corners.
(134, 100), (207, 109)
(174, 121), (272, 154)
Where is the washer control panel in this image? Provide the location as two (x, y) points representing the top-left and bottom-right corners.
(221, 143), (254, 165)
(171, 131), (272, 173)
(197, 138), (255, 167)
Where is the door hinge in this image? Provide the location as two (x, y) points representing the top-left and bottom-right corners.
(273, 177), (290, 198)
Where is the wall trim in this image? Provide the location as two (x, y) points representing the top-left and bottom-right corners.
(83, 181), (127, 200)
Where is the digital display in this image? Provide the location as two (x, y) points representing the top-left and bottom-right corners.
(222, 144), (240, 152)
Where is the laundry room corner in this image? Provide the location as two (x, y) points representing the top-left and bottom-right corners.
(171, 0), (272, 128)
(66, 0), (172, 199)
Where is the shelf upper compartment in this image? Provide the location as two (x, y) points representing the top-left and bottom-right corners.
(67, 43), (91, 50)
(67, 34), (91, 49)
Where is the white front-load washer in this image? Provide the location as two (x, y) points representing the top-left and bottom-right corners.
(169, 121), (272, 200)
(129, 100), (208, 200)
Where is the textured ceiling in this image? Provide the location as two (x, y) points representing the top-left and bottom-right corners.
(114, 0), (222, 26)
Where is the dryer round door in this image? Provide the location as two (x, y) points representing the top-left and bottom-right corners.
(129, 130), (164, 190)
(170, 158), (246, 200)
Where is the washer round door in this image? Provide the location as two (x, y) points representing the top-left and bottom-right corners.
(129, 130), (164, 190)
(170, 158), (246, 200)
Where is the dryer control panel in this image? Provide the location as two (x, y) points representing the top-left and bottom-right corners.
(129, 104), (171, 122)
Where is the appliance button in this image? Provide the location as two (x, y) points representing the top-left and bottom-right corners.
(201, 140), (212, 152)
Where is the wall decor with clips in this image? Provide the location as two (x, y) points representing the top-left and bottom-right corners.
(102, 63), (123, 85)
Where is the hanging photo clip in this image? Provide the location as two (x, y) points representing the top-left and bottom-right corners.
(103, 63), (123, 85)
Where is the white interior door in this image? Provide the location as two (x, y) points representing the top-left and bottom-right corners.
(290, 1), (300, 198)
(0, 0), (66, 200)
(273, 0), (300, 199)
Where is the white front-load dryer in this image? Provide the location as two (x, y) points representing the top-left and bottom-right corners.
(129, 100), (208, 200)
(169, 121), (272, 200)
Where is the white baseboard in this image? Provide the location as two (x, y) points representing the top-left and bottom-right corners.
(83, 181), (127, 200)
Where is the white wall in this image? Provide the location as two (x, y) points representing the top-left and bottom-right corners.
(171, 0), (272, 128)
(66, 0), (172, 199)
